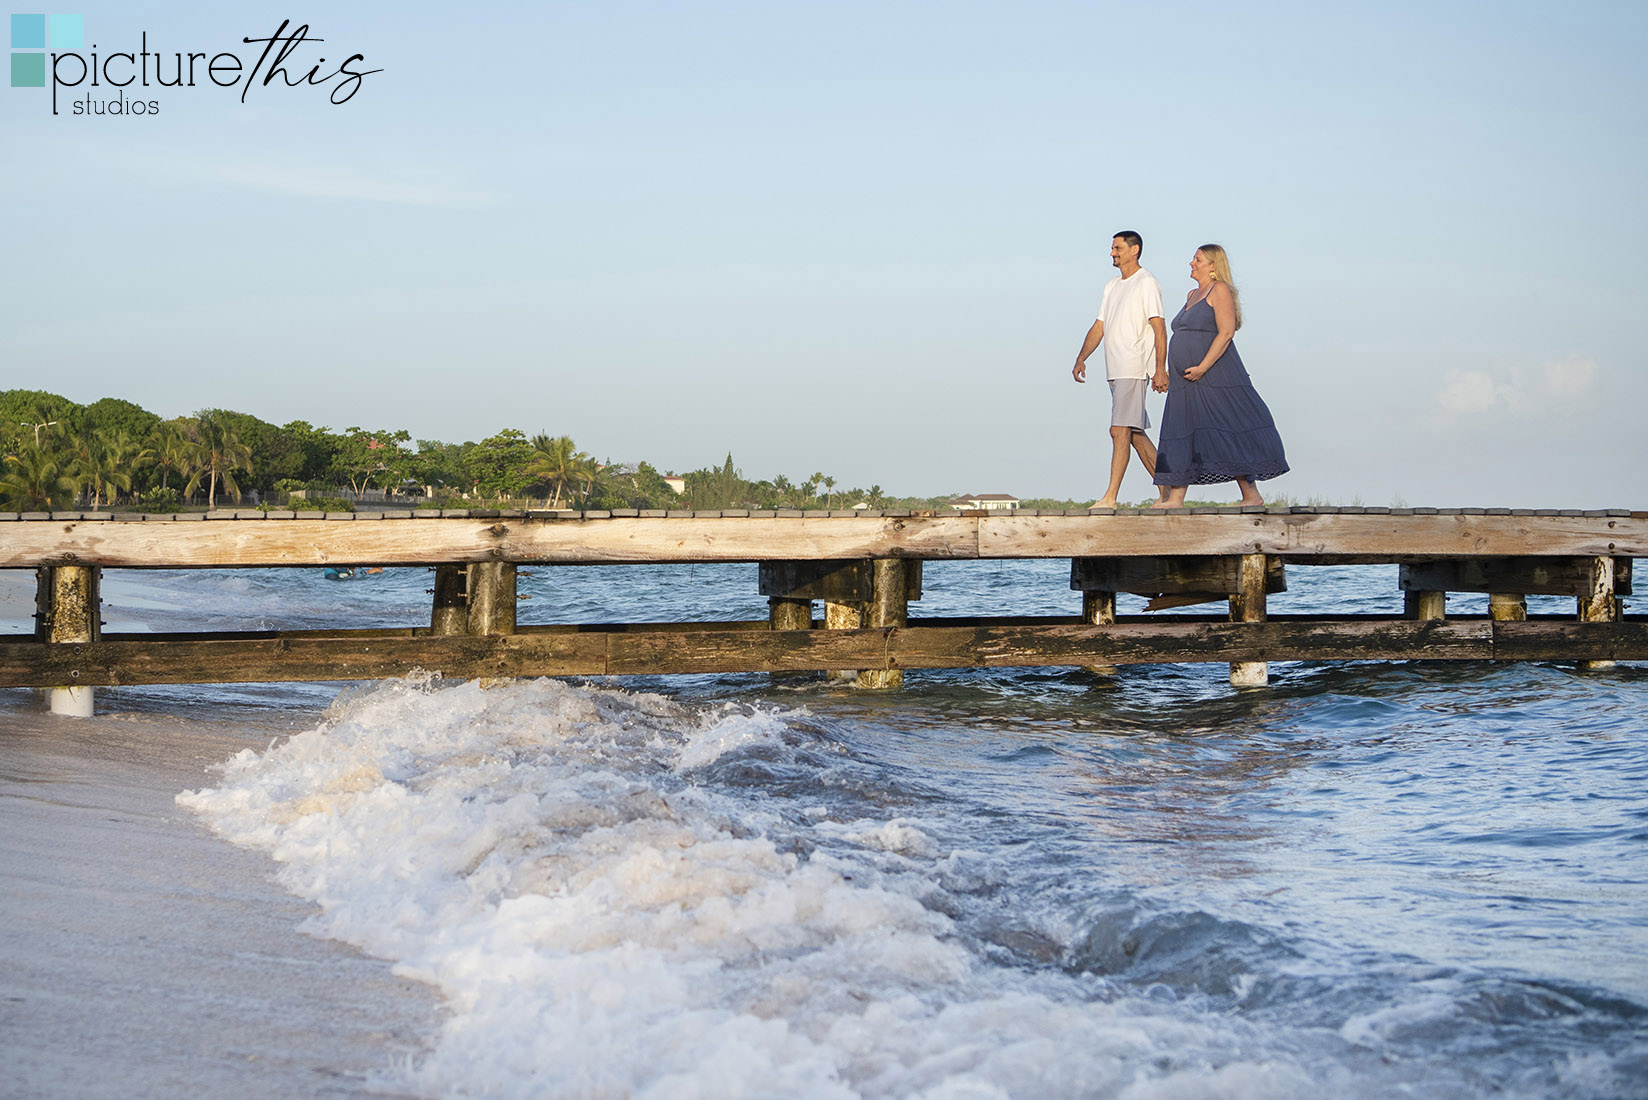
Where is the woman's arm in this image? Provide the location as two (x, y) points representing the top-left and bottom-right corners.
(1184, 282), (1237, 381)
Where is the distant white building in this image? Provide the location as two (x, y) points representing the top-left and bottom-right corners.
(663, 476), (687, 495)
(944, 493), (1021, 511)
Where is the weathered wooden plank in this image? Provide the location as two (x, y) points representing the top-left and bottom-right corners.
(1, 513), (1643, 568)
(4, 619), (1643, 687)
(758, 560), (923, 601)
(1400, 556), (1633, 596)
(979, 513), (1648, 559)
(1071, 555), (1286, 595)
(0, 516), (981, 567)
(0, 633), (610, 685)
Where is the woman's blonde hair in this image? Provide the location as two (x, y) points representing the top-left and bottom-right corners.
(1198, 244), (1242, 331)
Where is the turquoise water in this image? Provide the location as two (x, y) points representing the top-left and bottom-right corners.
(15, 563), (1648, 1096)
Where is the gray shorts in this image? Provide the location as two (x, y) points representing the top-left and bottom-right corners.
(1109, 378), (1151, 429)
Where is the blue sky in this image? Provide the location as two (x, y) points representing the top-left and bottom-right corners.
(4, 1), (1644, 505)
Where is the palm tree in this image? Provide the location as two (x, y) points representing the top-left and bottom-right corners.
(84, 428), (149, 509)
(149, 419), (192, 491)
(823, 475), (836, 509)
(525, 434), (588, 508)
(1, 443), (77, 511)
(185, 415), (253, 509)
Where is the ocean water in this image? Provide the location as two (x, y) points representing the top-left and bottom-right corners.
(18, 563), (1648, 1097)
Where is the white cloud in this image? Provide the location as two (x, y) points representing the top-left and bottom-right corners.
(1432, 357), (1600, 421)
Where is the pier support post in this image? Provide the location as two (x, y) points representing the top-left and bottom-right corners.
(1229, 553), (1268, 688)
(858, 558), (909, 689)
(1404, 590), (1447, 621)
(768, 596), (814, 680)
(42, 565), (100, 717)
(1081, 591), (1118, 675)
(430, 565), (469, 636)
(768, 597), (813, 632)
(823, 600), (864, 683)
(466, 562), (517, 636)
(1488, 593), (1527, 621)
(1579, 556), (1620, 671)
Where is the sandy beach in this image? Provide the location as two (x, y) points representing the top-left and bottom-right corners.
(0, 700), (441, 1099)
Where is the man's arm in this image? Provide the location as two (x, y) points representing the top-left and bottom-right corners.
(1149, 316), (1168, 392)
(1072, 319), (1104, 383)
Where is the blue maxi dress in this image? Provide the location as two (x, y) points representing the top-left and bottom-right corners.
(1153, 296), (1289, 487)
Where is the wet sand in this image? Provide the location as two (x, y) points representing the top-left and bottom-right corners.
(0, 704), (441, 1099)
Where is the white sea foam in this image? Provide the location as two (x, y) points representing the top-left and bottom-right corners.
(177, 676), (1578, 1098)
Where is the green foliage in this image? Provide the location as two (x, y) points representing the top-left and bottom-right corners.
(585, 461), (679, 510)
(414, 440), (466, 492)
(280, 421), (344, 484)
(464, 430), (535, 501)
(81, 397), (160, 446)
(1, 441), (78, 511)
(289, 496), (354, 513)
(133, 487), (182, 513)
(200, 409), (305, 491)
(0, 390), (84, 452)
(186, 413), (254, 508)
(331, 426), (414, 494)
(684, 453), (749, 509)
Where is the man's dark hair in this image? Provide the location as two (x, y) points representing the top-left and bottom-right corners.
(1113, 230), (1143, 255)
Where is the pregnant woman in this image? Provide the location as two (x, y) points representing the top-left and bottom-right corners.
(1153, 244), (1289, 506)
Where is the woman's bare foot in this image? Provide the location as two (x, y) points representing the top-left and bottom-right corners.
(1152, 488), (1188, 509)
(1235, 478), (1264, 506)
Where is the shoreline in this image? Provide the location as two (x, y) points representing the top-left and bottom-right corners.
(0, 702), (441, 1098)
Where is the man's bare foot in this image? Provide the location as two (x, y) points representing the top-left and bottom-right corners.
(1089, 498), (1118, 509)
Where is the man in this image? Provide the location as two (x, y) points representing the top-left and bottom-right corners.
(1070, 230), (1169, 507)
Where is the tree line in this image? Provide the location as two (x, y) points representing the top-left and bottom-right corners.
(0, 390), (917, 513)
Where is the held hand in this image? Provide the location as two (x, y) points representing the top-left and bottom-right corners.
(1152, 369), (1169, 393)
(1184, 364), (1210, 382)
(1072, 361), (1087, 383)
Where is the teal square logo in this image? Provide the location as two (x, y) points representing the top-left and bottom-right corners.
(48, 12), (79, 48)
(10, 49), (43, 86)
(10, 13), (45, 47)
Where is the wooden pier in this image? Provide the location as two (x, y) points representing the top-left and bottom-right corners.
(3, 507), (1644, 708)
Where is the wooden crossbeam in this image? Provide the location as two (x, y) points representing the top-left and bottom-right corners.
(2, 618), (1642, 687)
(0, 512), (1642, 568)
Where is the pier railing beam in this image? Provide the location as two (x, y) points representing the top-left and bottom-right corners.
(430, 564), (469, 636)
(1229, 554), (1269, 687)
(466, 562), (517, 636)
(1579, 556), (1620, 671)
(42, 565), (100, 716)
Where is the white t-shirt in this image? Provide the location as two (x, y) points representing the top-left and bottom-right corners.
(1096, 268), (1165, 380)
